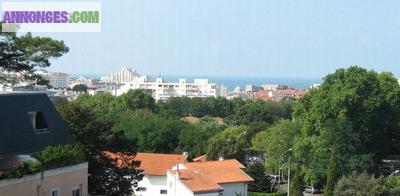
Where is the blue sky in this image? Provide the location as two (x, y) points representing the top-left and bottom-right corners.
(13, 0), (400, 78)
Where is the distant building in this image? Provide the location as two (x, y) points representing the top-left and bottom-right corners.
(261, 84), (289, 91)
(69, 76), (94, 88)
(245, 84), (263, 93)
(100, 66), (149, 84)
(117, 77), (227, 101)
(0, 93), (88, 196)
(310, 84), (321, 89)
(255, 89), (307, 101)
(39, 72), (69, 89)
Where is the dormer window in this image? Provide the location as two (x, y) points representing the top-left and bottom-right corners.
(28, 111), (48, 133)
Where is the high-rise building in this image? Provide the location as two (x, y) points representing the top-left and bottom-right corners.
(100, 66), (146, 83)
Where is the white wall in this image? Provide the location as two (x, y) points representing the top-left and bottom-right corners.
(220, 183), (248, 196)
(134, 175), (168, 196)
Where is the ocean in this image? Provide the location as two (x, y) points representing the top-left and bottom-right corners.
(73, 73), (322, 91)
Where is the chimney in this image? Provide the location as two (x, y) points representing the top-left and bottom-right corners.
(218, 156), (224, 161)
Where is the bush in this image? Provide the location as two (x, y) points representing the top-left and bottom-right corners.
(0, 160), (41, 180)
(334, 172), (400, 196)
(35, 144), (85, 170)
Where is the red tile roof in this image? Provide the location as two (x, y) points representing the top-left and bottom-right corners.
(103, 152), (188, 176)
(171, 159), (254, 193)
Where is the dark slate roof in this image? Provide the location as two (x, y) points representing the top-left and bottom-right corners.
(0, 93), (75, 157)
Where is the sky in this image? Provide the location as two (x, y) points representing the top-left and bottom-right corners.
(6, 0), (400, 78)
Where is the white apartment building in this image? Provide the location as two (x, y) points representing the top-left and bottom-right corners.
(116, 77), (227, 101)
(40, 72), (69, 89)
(100, 66), (148, 84)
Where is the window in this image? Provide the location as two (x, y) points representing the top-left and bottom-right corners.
(28, 111), (48, 133)
(160, 190), (167, 194)
(72, 186), (81, 196)
(137, 187), (147, 192)
(51, 188), (59, 196)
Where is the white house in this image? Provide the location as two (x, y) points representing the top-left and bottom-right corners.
(167, 159), (254, 196)
(133, 153), (188, 196)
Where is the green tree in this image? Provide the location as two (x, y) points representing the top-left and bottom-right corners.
(72, 84), (88, 92)
(112, 109), (186, 153)
(206, 125), (248, 162)
(334, 172), (394, 196)
(324, 152), (338, 196)
(0, 26), (69, 83)
(226, 100), (290, 126)
(117, 89), (156, 112)
(252, 120), (300, 173)
(246, 163), (274, 193)
(290, 168), (304, 196)
(56, 102), (142, 195)
(178, 117), (226, 158)
(292, 66), (400, 185)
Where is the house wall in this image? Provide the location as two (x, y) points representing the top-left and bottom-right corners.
(194, 192), (220, 196)
(220, 182), (248, 196)
(166, 172), (193, 196)
(135, 175), (168, 196)
(0, 162), (88, 196)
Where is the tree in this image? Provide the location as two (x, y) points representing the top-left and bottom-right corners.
(246, 163), (274, 193)
(0, 25), (69, 84)
(252, 120), (300, 173)
(290, 168), (305, 196)
(324, 152), (338, 196)
(206, 126), (248, 162)
(72, 84), (88, 92)
(56, 102), (142, 195)
(112, 109), (187, 153)
(118, 89), (156, 112)
(334, 172), (395, 196)
(178, 117), (226, 158)
(226, 100), (290, 126)
(292, 66), (400, 185)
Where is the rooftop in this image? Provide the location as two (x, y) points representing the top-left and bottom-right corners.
(0, 93), (74, 157)
(171, 159), (254, 193)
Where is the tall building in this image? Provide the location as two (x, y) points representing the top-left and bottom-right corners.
(100, 66), (147, 84)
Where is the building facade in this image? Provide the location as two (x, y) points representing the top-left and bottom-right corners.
(116, 77), (227, 101)
(40, 72), (70, 89)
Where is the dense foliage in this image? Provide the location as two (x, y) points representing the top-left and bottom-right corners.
(334, 172), (400, 195)
(36, 144), (85, 170)
(246, 163), (274, 192)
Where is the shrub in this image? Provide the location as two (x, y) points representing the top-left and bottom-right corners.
(35, 144), (85, 170)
